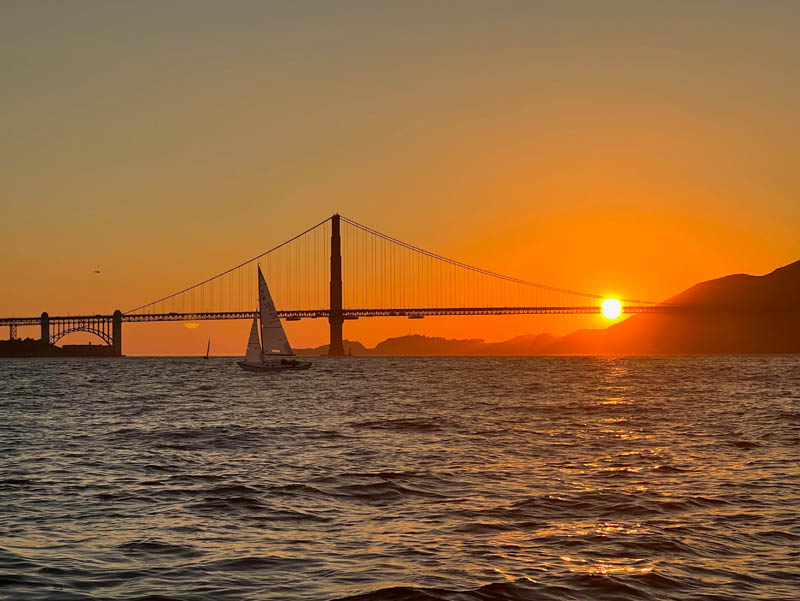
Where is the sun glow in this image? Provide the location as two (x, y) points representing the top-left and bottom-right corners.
(601, 298), (622, 319)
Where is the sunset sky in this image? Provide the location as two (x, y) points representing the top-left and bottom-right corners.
(2, 1), (799, 355)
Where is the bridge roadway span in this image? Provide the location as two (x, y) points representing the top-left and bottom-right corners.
(1, 304), (674, 329)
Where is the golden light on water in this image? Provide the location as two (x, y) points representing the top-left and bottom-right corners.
(601, 299), (623, 319)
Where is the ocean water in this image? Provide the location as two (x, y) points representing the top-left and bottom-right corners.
(1, 356), (798, 601)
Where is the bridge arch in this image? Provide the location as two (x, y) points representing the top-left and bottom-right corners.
(49, 318), (113, 346)
(51, 327), (113, 346)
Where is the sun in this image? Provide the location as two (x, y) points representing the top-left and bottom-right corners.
(601, 298), (622, 319)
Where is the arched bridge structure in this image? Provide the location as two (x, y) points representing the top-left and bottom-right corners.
(49, 315), (115, 346)
(3, 214), (674, 355)
(0, 311), (123, 355)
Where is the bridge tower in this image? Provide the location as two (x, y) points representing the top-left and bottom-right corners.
(40, 312), (49, 348)
(112, 310), (122, 356)
(328, 214), (345, 355)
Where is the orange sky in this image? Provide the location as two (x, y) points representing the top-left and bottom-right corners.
(2, 2), (799, 355)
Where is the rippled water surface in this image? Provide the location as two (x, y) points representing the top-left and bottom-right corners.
(1, 356), (799, 600)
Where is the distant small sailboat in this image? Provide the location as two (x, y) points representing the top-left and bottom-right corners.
(237, 266), (312, 372)
(203, 339), (210, 360)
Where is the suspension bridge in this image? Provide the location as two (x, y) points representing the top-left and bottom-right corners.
(1, 214), (671, 355)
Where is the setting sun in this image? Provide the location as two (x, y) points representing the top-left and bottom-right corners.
(601, 298), (622, 319)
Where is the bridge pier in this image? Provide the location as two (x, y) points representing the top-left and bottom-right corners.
(40, 312), (49, 348)
(328, 214), (345, 356)
(112, 310), (122, 356)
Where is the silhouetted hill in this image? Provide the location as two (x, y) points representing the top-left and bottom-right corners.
(373, 335), (484, 355)
(483, 333), (559, 355)
(295, 333), (561, 356)
(295, 340), (369, 356)
(550, 259), (800, 354)
(667, 259), (800, 308)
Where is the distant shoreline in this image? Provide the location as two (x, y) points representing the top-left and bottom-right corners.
(5, 351), (799, 359)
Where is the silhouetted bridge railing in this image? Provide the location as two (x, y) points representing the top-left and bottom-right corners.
(3, 303), (786, 331)
(0, 305), (674, 326)
(118, 305), (676, 321)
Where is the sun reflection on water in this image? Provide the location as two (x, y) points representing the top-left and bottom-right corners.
(561, 555), (655, 575)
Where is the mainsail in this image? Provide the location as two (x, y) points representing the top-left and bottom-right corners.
(244, 317), (262, 363)
(257, 266), (294, 357)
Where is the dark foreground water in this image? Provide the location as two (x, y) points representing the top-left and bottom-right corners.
(1, 356), (799, 601)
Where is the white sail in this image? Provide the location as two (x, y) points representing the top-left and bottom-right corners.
(244, 317), (262, 363)
(258, 266), (294, 357)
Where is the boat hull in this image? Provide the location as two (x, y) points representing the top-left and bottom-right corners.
(237, 360), (312, 372)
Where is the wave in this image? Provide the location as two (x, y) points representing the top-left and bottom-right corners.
(187, 495), (267, 512)
(350, 418), (447, 432)
(332, 573), (689, 601)
(117, 540), (204, 558)
(332, 481), (447, 502)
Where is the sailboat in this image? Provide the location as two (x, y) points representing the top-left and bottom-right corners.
(203, 339), (210, 360)
(237, 266), (312, 372)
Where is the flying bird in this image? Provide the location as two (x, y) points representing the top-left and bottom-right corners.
(94, 270), (101, 274)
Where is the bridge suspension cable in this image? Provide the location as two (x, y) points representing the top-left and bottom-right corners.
(341, 216), (602, 302)
(125, 217), (332, 315)
(126, 213), (656, 317)
(338, 216), (655, 310)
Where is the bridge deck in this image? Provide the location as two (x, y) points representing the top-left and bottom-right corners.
(2, 305), (682, 326)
